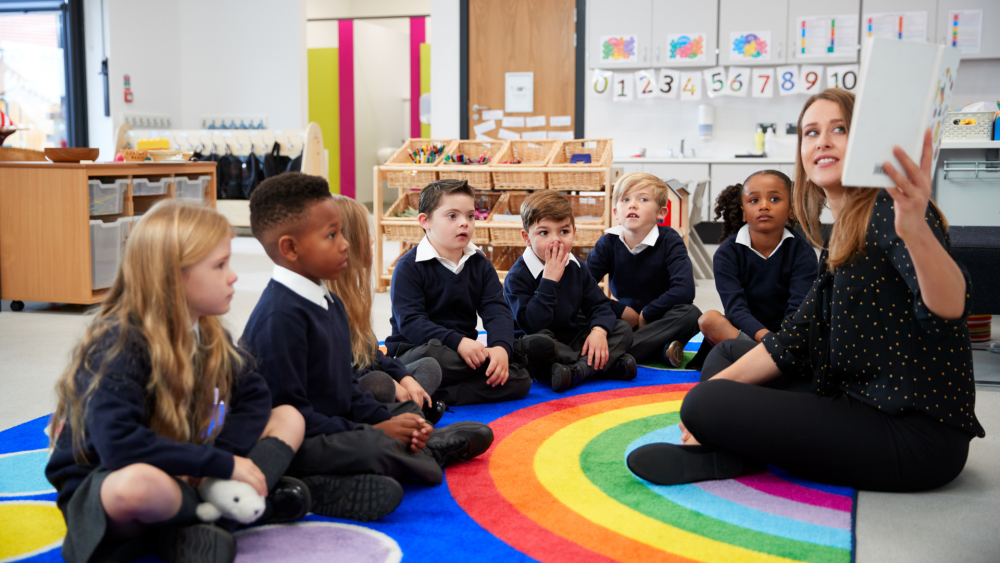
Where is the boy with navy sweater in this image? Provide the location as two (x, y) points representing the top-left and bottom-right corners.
(504, 190), (636, 392)
(242, 173), (493, 522)
(587, 172), (702, 367)
(387, 179), (531, 405)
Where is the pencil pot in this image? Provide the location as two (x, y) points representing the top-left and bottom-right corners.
(384, 138), (454, 190)
(439, 140), (508, 190)
(943, 112), (995, 141)
(548, 139), (613, 192)
(491, 140), (560, 190)
(382, 191), (425, 242)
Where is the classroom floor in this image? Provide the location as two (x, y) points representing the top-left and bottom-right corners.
(2, 233), (999, 562)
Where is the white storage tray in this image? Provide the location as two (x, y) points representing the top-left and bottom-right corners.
(90, 218), (131, 289)
(132, 177), (172, 196)
(88, 179), (128, 215)
(175, 176), (210, 204)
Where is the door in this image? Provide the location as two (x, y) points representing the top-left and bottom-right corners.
(587, 0), (652, 69)
(719, 0), (789, 66)
(651, 0), (719, 67)
(469, 0), (577, 140)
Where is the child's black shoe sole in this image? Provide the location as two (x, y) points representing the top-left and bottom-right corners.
(627, 443), (743, 485)
(155, 523), (236, 563)
(302, 474), (403, 522)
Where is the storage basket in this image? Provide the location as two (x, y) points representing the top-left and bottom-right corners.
(384, 138), (454, 190)
(942, 112), (996, 141)
(479, 245), (521, 283)
(491, 140), (560, 190)
(548, 139), (613, 191)
(132, 177), (172, 196)
(386, 242), (417, 277)
(89, 218), (130, 289)
(485, 191), (607, 246)
(439, 140), (508, 190)
(568, 193), (608, 246)
(485, 192), (530, 245)
(175, 176), (210, 204)
(382, 191), (424, 242)
(472, 191), (504, 245)
(88, 179), (128, 216)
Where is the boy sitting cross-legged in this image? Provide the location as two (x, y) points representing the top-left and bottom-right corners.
(386, 179), (532, 405)
(586, 172), (702, 367)
(242, 173), (493, 523)
(503, 190), (637, 392)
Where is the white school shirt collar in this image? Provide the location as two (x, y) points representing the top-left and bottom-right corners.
(522, 246), (581, 279)
(735, 224), (795, 260)
(415, 236), (479, 275)
(272, 265), (333, 310)
(604, 225), (659, 255)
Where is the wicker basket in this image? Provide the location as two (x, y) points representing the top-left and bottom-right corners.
(491, 140), (560, 190)
(384, 138), (455, 189)
(942, 111), (996, 141)
(548, 139), (613, 191)
(485, 191), (607, 246)
(472, 191), (504, 245)
(486, 192), (530, 245)
(386, 242), (417, 276)
(439, 140), (508, 190)
(479, 245), (522, 283)
(382, 191), (424, 242)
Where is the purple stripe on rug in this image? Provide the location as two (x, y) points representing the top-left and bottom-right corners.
(736, 472), (853, 512)
(695, 478), (852, 530)
(235, 523), (400, 563)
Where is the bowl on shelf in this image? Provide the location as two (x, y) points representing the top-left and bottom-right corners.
(44, 148), (100, 163)
(147, 150), (194, 162)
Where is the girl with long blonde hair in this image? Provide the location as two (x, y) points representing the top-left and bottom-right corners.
(325, 195), (443, 418)
(629, 89), (982, 492)
(46, 200), (308, 563)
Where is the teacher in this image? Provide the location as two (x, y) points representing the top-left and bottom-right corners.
(627, 88), (984, 492)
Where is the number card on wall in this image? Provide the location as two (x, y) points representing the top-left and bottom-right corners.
(612, 72), (634, 102)
(702, 67), (727, 98)
(751, 68), (774, 98)
(727, 67), (750, 97)
(600, 35), (640, 64)
(634, 69), (657, 99)
(666, 33), (707, 63)
(826, 64), (859, 91)
(777, 65), (799, 96)
(679, 72), (702, 101)
(591, 69), (612, 97)
(729, 31), (771, 62)
(797, 65), (824, 94)
(657, 68), (680, 99)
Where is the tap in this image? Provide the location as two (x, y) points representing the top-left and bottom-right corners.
(679, 138), (685, 157)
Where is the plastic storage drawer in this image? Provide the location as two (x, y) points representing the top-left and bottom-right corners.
(132, 177), (172, 196)
(90, 218), (130, 289)
(88, 179), (128, 215)
(175, 176), (210, 204)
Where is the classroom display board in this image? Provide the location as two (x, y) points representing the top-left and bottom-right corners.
(593, 63), (859, 101)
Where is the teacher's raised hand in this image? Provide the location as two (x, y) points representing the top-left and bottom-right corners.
(881, 129), (933, 243)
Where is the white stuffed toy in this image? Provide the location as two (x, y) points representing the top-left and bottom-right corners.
(196, 477), (267, 525)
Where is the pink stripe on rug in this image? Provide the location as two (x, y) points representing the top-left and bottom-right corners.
(409, 17), (425, 138)
(736, 472), (853, 512)
(337, 19), (355, 198)
(695, 479), (851, 530)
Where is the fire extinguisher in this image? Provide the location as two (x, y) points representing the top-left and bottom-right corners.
(124, 74), (133, 103)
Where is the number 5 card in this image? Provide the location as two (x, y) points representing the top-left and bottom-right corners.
(751, 68), (774, 98)
(777, 65), (800, 96)
(657, 68), (680, 99)
(726, 67), (750, 97)
(679, 71), (702, 101)
(797, 64), (824, 95)
(702, 67), (727, 98)
(634, 69), (657, 99)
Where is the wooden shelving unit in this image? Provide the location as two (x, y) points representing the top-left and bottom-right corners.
(372, 160), (686, 293)
(0, 161), (217, 309)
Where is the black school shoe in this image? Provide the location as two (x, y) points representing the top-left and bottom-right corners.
(422, 400), (447, 425)
(155, 523), (236, 563)
(302, 475), (404, 522)
(426, 421), (494, 467)
(259, 476), (311, 524)
(627, 443), (744, 485)
(604, 354), (638, 381)
(515, 335), (559, 380)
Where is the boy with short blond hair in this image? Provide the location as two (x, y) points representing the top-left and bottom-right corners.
(587, 172), (701, 367)
(387, 179), (531, 405)
(503, 190), (636, 392)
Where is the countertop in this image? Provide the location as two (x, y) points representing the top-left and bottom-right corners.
(613, 156), (796, 164)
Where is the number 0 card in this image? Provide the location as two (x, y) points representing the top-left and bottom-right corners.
(751, 68), (774, 98)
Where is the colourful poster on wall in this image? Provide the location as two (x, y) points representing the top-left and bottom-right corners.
(949, 10), (982, 54)
(863, 11), (928, 43)
(730, 31), (771, 61)
(666, 33), (706, 63)
(600, 35), (639, 63)
(796, 15), (858, 58)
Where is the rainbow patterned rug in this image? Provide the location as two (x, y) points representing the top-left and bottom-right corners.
(0, 352), (856, 562)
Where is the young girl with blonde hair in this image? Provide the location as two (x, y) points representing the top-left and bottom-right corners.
(629, 89), (983, 492)
(46, 201), (308, 563)
(326, 195), (443, 420)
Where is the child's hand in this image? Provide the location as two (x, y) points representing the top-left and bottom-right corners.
(484, 346), (509, 387)
(581, 329), (610, 370)
(457, 337), (488, 370)
(374, 414), (432, 453)
(231, 456), (267, 497)
(542, 241), (571, 282)
(754, 328), (770, 343)
(637, 311), (649, 329)
(621, 306), (640, 328)
(679, 421), (701, 446)
(398, 375), (432, 408)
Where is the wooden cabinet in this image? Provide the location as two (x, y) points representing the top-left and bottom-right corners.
(786, 0), (860, 64)
(935, 0), (1000, 59)
(0, 162), (217, 309)
(650, 0), (719, 67)
(588, 0), (653, 69)
(719, 0), (789, 66)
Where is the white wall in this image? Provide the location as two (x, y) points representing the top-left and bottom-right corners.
(430, 0), (460, 138)
(307, 0), (429, 20)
